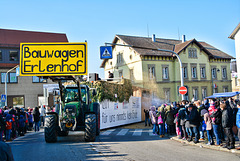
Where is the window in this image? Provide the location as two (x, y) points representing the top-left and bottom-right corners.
(235, 77), (238, 86)
(117, 52), (123, 64)
(1, 73), (8, 83)
(142, 90), (150, 98)
(148, 65), (155, 80)
(32, 76), (47, 83)
(212, 68), (217, 79)
(188, 48), (197, 58)
(223, 86), (228, 92)
(201, 87), (207, 99)
(119, 71), (123, 78)
(200, 67), (206, 78)
(164, 88), (170, 103)
(191, 67), (197, 78)
(130, 69), (134, 81)
(152, 91), (157, 99)
(183, 66), (188, 79)
(9, 51), (19, 61)
(193, 88), (198, 100)
(162, 67), (169, 79)
(1, 73), (18, 83)
(0, 50), (2, 61)
(130, 55), (132, 60)
(13, 96), (24, 107)
(222, 68), (227, 79)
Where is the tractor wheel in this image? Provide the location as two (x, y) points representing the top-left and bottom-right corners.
(93, 103), (100, 136)
(44, 115), (57, 143)
(58, 131), (69, 137)
(84, 114), (96, 142)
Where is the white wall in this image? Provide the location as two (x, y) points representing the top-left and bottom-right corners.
(235, 30), (240, 79)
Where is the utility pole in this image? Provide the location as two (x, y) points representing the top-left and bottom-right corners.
(5, 65), (19, 106)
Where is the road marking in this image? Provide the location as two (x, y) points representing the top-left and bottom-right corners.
(133, 129), (142, 136)
(149, 129), (155, 136)
(101, 129), (115, 135)
(116, 129), (129, 136)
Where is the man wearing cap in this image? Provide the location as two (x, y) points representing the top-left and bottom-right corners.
(236, 101), (240, 150)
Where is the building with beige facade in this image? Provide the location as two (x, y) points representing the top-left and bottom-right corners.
(101, 34), (233, 103)
(0, 29), (68, 108)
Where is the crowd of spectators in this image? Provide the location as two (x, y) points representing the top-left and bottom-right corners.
(145, 97), (240, 150)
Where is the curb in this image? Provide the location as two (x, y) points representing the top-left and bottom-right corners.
(171, 136), (240, 154)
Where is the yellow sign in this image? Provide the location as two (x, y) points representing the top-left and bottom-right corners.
(20, 43), (87, 76)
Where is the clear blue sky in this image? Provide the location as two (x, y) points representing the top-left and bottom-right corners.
(0, 0), (239, 78)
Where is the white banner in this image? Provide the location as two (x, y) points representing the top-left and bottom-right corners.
(100, 96), (141, 129)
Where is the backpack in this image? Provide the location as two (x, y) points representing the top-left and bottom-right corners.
(6, 121), (12, 130)
(158, 114), (163, 124)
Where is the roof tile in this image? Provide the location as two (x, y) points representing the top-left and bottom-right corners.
(0, 28), (68, 47)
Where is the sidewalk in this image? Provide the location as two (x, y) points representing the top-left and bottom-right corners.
(3, 127), (44, 143)
(118, 122), (240, 154)
(171, 136), (240, 154)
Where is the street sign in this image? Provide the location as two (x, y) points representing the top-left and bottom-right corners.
(179, 86), (187, 95)
(16, 67), (20, 76)
(1, 94), (6, 102)
(20, 43), (87, 76)
(100, 46), (112, 59)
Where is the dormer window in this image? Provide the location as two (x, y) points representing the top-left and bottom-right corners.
(188, 48), (197, 58)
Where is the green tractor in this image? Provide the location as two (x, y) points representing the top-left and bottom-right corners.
(44, 76), (100, 143)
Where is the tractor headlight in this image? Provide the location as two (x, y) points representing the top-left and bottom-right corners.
(72, 113), (75, 116)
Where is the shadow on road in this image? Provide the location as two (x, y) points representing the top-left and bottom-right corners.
(9, 131), (129, 161)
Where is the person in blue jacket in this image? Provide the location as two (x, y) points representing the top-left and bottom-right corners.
(19, 115), (25, 136)
(236, 101), (240, 150)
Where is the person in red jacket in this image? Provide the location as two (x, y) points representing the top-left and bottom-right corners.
(5, 114), (12, 141)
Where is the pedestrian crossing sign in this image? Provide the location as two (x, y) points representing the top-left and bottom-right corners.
(100, 46), (112, 59)
(1, 94), (6, 102)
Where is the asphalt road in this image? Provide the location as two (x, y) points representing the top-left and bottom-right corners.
(9, 128), (240, 161)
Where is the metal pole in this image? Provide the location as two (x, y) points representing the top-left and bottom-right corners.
(4, 65), (19, 106)
(211, 69), (214, 94)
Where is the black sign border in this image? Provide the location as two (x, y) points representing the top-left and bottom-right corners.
(20, 43), (87, 75)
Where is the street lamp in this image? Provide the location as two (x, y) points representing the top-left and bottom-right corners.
(5, 65), (19, 106)
(211, 68), (220, 94)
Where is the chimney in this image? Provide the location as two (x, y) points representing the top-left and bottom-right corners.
(182, 35), (186, 43)
(152, 34), (156, 42)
